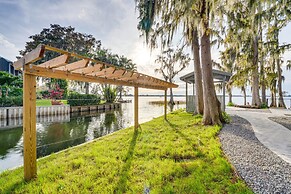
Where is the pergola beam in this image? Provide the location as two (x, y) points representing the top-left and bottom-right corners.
(55, 59), (89, 71)
(38, 54), (69, 68)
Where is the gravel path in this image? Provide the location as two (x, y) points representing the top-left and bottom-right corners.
(219, 116), (291, 194)
(269, 117), (291, 131)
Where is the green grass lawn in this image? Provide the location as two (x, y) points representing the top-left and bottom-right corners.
(0, 110), (252, 193)
(36, 99), (67, 106)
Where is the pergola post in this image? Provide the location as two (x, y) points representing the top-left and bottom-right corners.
(186, 82), (188, 111)
(222, 77), (226, 111)
(23, 72), (37, 181)
(164, 89), (167, 120)
(134, 86), (139, 130)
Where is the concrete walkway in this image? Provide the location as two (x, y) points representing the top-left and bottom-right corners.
(226, 107), (291, 164)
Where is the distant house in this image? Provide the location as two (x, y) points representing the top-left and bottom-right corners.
(0, 56), (20, 76)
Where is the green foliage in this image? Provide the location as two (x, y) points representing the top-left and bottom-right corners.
(222, 112), (231, 124)
(0, 96), (23, 107)
(260, 103), (268, 109)
(0, 71), (23, 98)
(227, 102), (235, 107)
(103, 86), (117, 103)
(0, 110), (252, 193)
(67, 92), (101, 106)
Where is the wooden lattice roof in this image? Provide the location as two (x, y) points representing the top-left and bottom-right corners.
(13, 44), (178, 90)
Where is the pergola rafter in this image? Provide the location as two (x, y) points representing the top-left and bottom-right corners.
(13, 44), (178, 181)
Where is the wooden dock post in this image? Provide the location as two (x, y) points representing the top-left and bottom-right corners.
(164, 89), (167, 120)
(134, 87), (138, 130)
(23, 72), (37, 181)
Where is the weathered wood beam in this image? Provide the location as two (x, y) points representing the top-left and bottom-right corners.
(23, 71), (37, 181)
(72, 63), (104, 74)
(55, 59), (89, 71)
(13, 44), (45, 70)
(38, 54), (69, 68)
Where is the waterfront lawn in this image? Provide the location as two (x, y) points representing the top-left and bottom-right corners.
(0, 110), (252, 193)
(36, 99), (67, 106)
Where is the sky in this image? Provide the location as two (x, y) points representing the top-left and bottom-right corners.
(0, 0), (291, 96)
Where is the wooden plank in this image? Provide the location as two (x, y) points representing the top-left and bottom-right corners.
(26, 65), (167, 90)
(13, 44), (45, 70)
(164, 89), (167, 120)
(87, 67), (115, 77)
(107, 69), (126, 79)
(134, 86), (139, 130)
(118, 73), (139, 81)
(72, 63), (104, 74)
(54, 59), (89, 71)
(38, 54), (69, 68)
(23, 72), (37, 181)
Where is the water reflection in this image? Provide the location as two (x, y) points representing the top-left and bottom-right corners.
(0, 97), (185, 172)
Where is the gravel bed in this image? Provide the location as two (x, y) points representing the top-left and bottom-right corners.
(269, 117), (291, 131)
(219, 115), (291, 194)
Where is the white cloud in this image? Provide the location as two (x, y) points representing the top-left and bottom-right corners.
(0, 34), (19, 61)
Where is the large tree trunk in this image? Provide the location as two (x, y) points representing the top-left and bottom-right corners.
(260, 61), (266, 104)
(277, 59), (286, 108)
(192, 28), (204, 114)
(251, 36), (261, 107)
(85, 82), (90, 94)
(201, 30), (222, 125)
(242, 86), (247, 106)
(169, 88), (174, 105)
(270, 82), (277, 107)
(228, 87), (232, 104)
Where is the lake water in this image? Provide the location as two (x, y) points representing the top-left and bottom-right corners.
(0, 97), (186, 172)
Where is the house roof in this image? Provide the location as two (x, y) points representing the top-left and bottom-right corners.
(13, 44), (178, 90)
(180, 69), (232, 84)
(0, 56), (12, 63)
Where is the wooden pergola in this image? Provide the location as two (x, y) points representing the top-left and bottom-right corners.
(13, 44), (178, 181)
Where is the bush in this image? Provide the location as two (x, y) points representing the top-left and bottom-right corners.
(260, 103), (268, 109)
(227, 102), (235, 107)
(0, 96), (23, 107)
(222, 112), (231, 124)
(67, 92), (101, 106)
(103, 86), (117, 103)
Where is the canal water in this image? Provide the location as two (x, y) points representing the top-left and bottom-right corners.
(0, 97), (185, 172)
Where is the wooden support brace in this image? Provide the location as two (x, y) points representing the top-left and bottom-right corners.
(134, 87), (139, 130)
(23, 71), (37, 181)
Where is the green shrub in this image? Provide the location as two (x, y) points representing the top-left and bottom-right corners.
(103, 86), (117, 103)
(260, 103), (268, 109)
(227, 102), (235, 107)
(67, 92), (101, 106)
(222, 112), (231, 124)
(0, 96), (23, 107)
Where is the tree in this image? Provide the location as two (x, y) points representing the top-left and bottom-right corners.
(136, 0), (225, 125)
(155, 46), (190, 105)
(20, 24), (101, 94)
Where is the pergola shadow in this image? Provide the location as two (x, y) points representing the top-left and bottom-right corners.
(114, 127), (139, 193)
